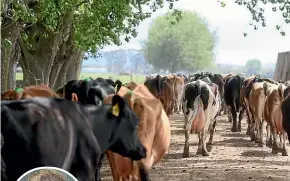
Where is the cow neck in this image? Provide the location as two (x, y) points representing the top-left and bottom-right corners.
(89, 105), (118, 154)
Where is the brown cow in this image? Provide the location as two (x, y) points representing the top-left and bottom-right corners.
(264, 83), (289, 155)
(248, 79), (279, 147)
(248, 82), (266, 146)
(105, 85), (171, 181)
(144, 75), (175, 116)
(165, 74), (185, 114)
(240, 75), (257, 136)
(124, 82), (138, 90)
(1, 84), (60, 100)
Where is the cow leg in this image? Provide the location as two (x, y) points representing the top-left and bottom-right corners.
(230, 106), (238, 132)
(266, 125), (273, 148)
(206, 121), (217, 152)
(258, 120), (265, 147)
(227, 107), (232, 122)
(254, 118), (260, 143)
(250, 122), (256, 141)
(139, 162), (150, 181)
(199, 128), (209, 156)
(94, 154), (105, 181)
(281, 133), (288, 156)
(196, 132), (203, 155)
(238, 108), (245, 132)
(271, 127), (279, 154)
(245, 110), (251, 136)
(183, 128), (190, 158)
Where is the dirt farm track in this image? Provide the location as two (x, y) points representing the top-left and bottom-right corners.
(101, 114), (290, 181)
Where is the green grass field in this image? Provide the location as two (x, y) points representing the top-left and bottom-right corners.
(16, 72), (146, 84)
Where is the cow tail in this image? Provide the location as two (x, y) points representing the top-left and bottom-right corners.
(263, 82), (268, 97)
(278, 84), (284, 99)
(139, 162), (149, 181)
(157, 76), (163, 96)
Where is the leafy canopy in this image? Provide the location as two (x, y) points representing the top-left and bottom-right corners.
(219, 0), (290, 36)
(143, 11), (216, 72)
(3, 0), (171, 54)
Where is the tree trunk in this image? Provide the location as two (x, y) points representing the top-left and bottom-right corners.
(49, 32), (75, 89)
(66, 50), (84, 81)
(18, 12), (73, 87)
(1, 19), (20, 93)
(8, 43), (21, 89)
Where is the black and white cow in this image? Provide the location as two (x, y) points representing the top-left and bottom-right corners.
(1, 96), (146, 181)
(182, 80), (221, 157)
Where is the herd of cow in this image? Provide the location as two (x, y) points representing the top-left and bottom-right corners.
(1, 72), (290, 181)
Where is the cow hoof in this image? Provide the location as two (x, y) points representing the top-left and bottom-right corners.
(196, 148), (202, 155)
(282, 150), (288, 156)
(246, 130), (251, 136)
(237, 126), (242, 132)
(266, 141), (272, 148)
(258, 143), (264, 148)
(206, 144), (213, 152)
(231, 127), (237, 132)
(183, 145), (190, 158)
(202, 150), (210, 156)
(250, 135), (256, 141)
(272, 148), (279, 155)
(183, 152), (190, 158)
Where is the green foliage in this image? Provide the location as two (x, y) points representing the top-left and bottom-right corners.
(143, 11), (216, 72)
(244, 59), (262, 75)
(5, 0), (176, 54)
(219, 0), (290, 36)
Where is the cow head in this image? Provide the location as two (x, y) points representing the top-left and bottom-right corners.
(108, 95), (147, 160)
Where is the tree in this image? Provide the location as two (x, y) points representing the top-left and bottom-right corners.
(102, 50), (128, 73)
(143, 11), (216, 72)
(244, 59), (262, 75)
(1, 0), (166, 90)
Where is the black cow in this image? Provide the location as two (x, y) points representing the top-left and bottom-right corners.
(61, 78), (116, 106)
(282, 91), (290, 143)
(1, 96), (146, 181)
(105, 79), (123, 93)
(224, 75), (245, 132)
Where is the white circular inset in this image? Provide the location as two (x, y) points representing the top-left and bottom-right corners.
(16, 167), (78, 181)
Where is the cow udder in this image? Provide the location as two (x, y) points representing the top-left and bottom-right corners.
(191, 105), (205, 133)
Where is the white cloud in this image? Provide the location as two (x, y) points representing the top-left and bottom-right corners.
(103, 0), (290, 65)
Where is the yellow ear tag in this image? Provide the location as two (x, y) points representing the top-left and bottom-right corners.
(112, 103), (120, 116)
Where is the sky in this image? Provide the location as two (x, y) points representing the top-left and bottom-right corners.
(103, 0), (290, 66)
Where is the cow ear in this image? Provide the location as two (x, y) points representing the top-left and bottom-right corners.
(71, 93), (78, 102)
(111, 95), (125, 117)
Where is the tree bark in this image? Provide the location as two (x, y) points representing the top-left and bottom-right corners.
(18, 12), (73, 86)
(66, 50), (84, 81)
(8, 43), (21, 89)
(49, 31), (75, 89)
(1, 19), (21, 92)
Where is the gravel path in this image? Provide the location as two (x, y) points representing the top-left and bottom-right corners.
(101, 114), (290, 181)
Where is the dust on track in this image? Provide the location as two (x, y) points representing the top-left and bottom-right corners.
(101, 114), (290, 181)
